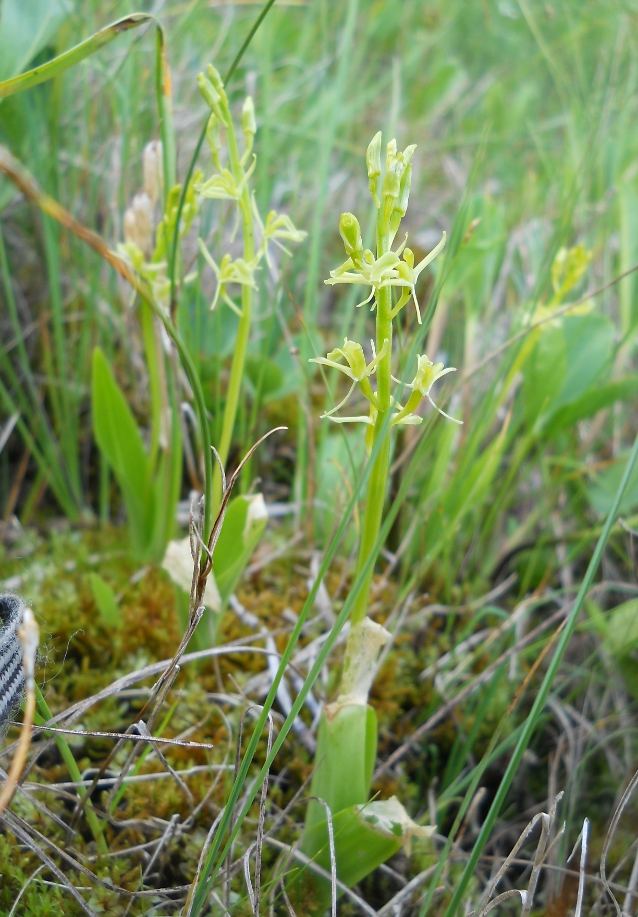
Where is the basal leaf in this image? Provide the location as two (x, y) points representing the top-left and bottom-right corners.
(91, 347), (154, 558)
(542, 376), (638, 438)
(587, 450), (638, 517)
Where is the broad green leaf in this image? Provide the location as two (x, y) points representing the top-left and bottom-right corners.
(87, 572), (122, 629)
(584, 599), (608, 638)
(587, 451), (638, 517)
(91, 347), (154, 558)
(520, 322), (566, 423)
(0, 0), (72, 83)
(554, 314), (614, 407)
(314, 431), (364, 544)
(303, 703), (377, 842)
(295, 798), (433, 912)
(213, 493), (268, 608)
(522, 313), (614, 428)
(603, 599), (638, 659)
(603, 599), (638, 700)
(542, 376), (638, 439)
(619, 183), (638, 333)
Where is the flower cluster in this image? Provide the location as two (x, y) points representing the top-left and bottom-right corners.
(326, 211), (446, 325)
(314, 129), (461, 436)
(195, 64), (305, 315)
(313, 341), (460, 434)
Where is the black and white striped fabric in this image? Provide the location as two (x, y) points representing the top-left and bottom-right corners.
(0, 593), (25, 732)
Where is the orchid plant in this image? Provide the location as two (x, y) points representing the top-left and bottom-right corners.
(291, 133), (460, 911)
(312, 131), (460, 627)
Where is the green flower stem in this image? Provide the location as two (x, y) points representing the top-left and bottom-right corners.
(140, 301), (164, 468)
(211, 121), (255, 515)
(351, 230), (393, 625)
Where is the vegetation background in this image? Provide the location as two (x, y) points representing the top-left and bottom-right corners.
(1, 0), (638, 914)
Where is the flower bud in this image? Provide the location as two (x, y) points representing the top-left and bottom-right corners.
(206, 113), (222, 169)
(402, 143), (417, 166)
(206, 64), (225, 95)
(385, 138), (397, 170)
(242, 96), (256, 140)
(382, 158), (401, 203)
(339, 212), (363, 259)
(197, 72), (220, 110)
(389, 162), (412, 237)
(366, 131), (382, 207)
(381, 158), (402, 230)
(143, 140), (163, 208)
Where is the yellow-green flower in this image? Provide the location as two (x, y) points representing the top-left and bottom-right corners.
(310, 338), (387, 419)
(198, 240), (258, 314)
(325, 230), (446, 323)
(392, 354), (461, 426)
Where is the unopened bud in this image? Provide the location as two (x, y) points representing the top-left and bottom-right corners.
(206, 113), (222, 169)
(402, 143), (417, 166)
(242, 96), (256, 139)
(143, 140), (163, 208)
(382, 158), (401, 203)
(390, 162), (412, 236)
(381, 158), (401, 230)
(385, 138), (397, 170)
(206, 64), (225, 95)
(339, 212), (363, 258)
(198, 72), (220, 111)
(366, 131), (382, 207)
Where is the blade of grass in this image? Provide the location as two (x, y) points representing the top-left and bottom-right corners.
(0, 13), (158, 100)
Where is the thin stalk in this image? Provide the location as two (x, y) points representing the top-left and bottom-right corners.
(211, 121), (255, 514)
(140, 302), (164, 468)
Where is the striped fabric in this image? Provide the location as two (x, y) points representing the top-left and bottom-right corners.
(0, 594), (25, 731)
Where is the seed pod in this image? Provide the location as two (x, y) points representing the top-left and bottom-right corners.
(0, 594), (25, 734)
